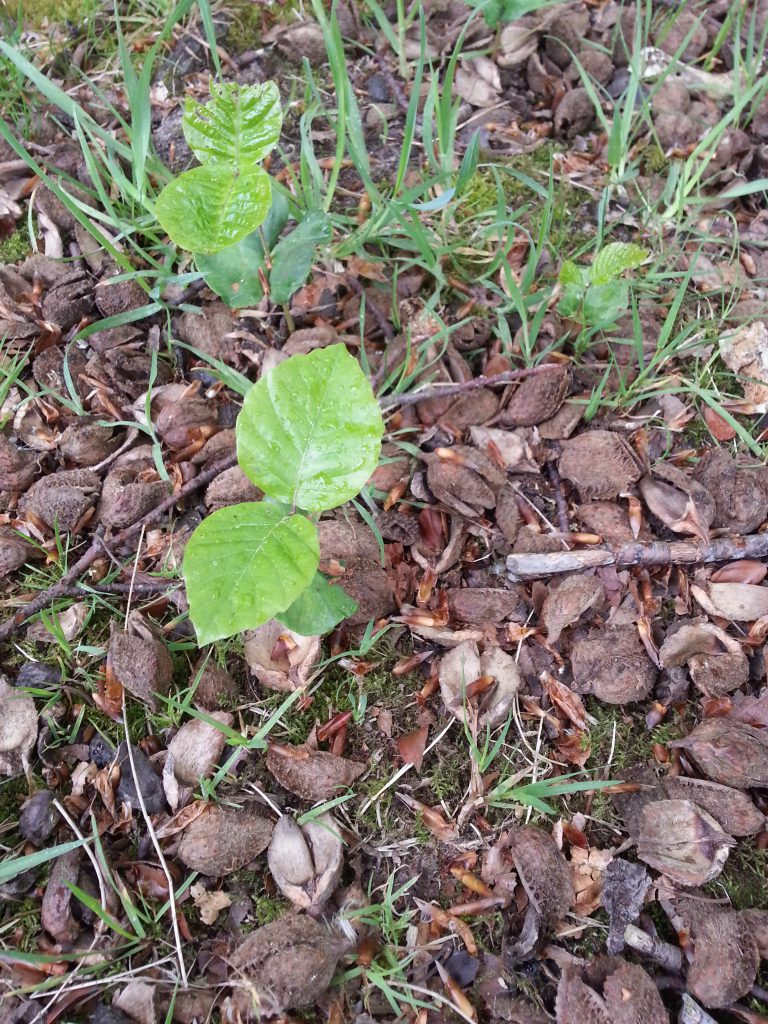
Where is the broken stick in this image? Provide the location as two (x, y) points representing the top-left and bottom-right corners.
(506, 533), (768, 582)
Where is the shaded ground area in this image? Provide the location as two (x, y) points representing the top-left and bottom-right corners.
(3, 0), (768, 1021)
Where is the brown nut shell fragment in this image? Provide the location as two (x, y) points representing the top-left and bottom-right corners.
(541, 574), (604, 645)
(558, 431), (641, 499)
(439, 641), (521, 729)
(508, 826), (573, 929)
(176, 803), (274, 876)
(693, 448), (768, 534)
(502, 365), (569, 427)
(636, 799), (733, 885)
(265, 743), (365, 802)
(670, 718), (768, 789)
(670, 899), (759, 1009)
(571, 624), (657, 704)
(230, 915), (347, 1016)
(662, 776), (764, 836)
(267, 812), (343, 912)
(107, 631), (173, 711)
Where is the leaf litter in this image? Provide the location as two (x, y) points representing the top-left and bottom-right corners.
(3, 0), (768, 1020)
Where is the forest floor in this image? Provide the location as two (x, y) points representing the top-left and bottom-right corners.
(3, 0), (768, 1022)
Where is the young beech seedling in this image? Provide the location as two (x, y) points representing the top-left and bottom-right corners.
(558, 241), (649, 330)
(182, 344), (385, 645)
(155, 79), (331, 307)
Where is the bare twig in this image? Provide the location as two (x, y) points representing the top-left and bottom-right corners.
(0, 452), (237, 644)
(506, 533), (768, 582)
(546, 461), (570, 535)
(381, 364), (561, 410)
(623, 924), (683, 973)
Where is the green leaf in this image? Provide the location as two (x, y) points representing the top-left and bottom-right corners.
(558, 259), (584, 287)
(155, 164), (272, 254)
(589, 242), (649, 285)
(195, 191), (290, 307)
(269, 211), (332, 305)
(557, 283), (584, 319)
(278, 572), (357, 635)
(236, 344), (385, 513)
(183, 81), (282, 168)
(583, 280), (627, 326)
(182, 503), (319, 644)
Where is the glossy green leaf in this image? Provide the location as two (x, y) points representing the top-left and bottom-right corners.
(277, 572), (357, 635)
(589, 242), (649, 285)
(237, 344), (384, 513)
(155, 164), (271, 254)
(183, 503), (319, 644)
(195, 191), (289, 307)
(183, 81), (282, 168)
(269, 211), (332, 305)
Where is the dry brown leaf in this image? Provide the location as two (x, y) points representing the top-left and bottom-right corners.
(266, 743), (365, 802)
(113, 981), (157, 1024)
(702, 405), (736, 441)
(398, 793), (460, 843)
(396, 725), (429, 770)
(267, 812), (343, 913)
(455, 57), (502, 106)
(638, 464), (715, 541)
(569, 845), (613, 916)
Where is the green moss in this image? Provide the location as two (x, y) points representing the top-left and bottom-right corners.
(15, 0), (100, 27)
(0, 229), (31, 264)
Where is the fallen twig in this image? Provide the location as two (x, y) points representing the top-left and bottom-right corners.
(505, 533), (768, 582)
(381, 363), (561, 410)
(0, 452), (237, 645)
(546, 461), (570, 535)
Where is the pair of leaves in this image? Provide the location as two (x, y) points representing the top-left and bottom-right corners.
(155, 81), (282, 254)
(183, 345), (384, 644)
(196, 203), (332, 309)
(558, 242), (648, 327)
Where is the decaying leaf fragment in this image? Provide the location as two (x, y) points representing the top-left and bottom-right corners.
(266, 743), (365, 802)
(508, 826), (573, 931)
(439, 640), (521, 728)
(540, 574), (604, 644)
(601, 859), (651, 955)
(661, 775), (764, 836)
(635, 799), (733, 885)
(0, 675), (38, 778)
(267, 812), (343, 912)
(244, 620), (320, 692)
(230, 915), (349, 1016)
(670, 717), (768, 788)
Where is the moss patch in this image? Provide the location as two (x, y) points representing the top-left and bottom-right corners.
(0, 228), (31, 264)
